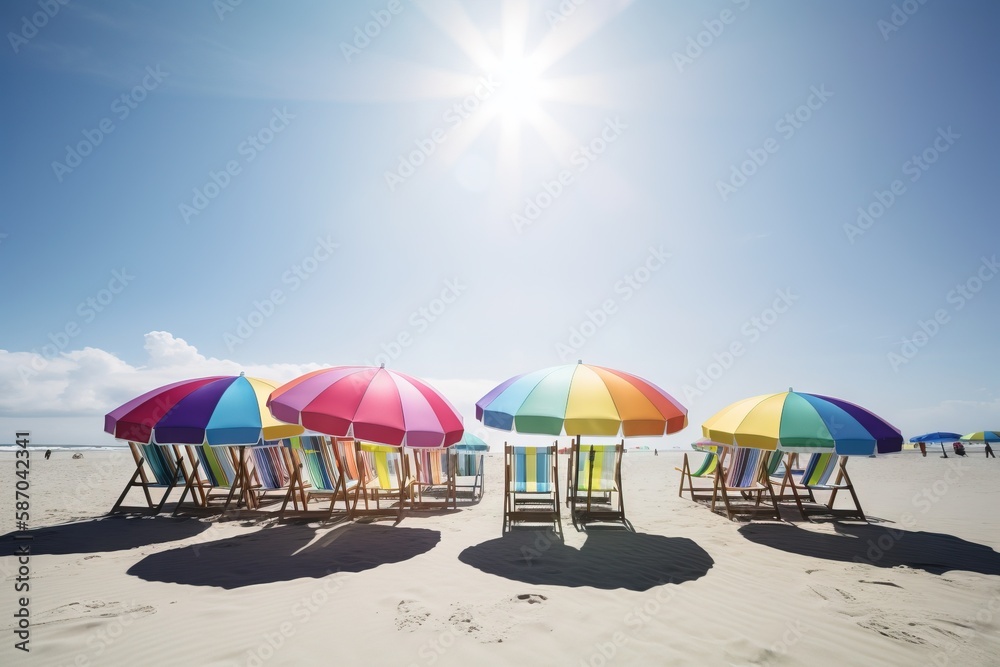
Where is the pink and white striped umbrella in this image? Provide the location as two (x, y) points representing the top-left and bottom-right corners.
(266, 366), (463, 448)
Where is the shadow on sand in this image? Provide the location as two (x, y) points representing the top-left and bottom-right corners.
(459, 528), (713, 591)
(738, 522), (1000, 576)
(127, 523), (440, 589)
(0, 516), (211, 556)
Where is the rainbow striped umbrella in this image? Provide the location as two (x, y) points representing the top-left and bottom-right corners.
(702, 390), (902, 456)
(267, 365), (463, 448)
(475, 362), (687, 438)
(960, 431), (1000, 444)
(104, 374), (304, 445)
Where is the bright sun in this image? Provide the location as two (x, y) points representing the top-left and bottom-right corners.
(492, 55), (544, 126)
(375, 1), (631, 199)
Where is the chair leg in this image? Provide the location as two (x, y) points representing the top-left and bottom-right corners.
(110, 462), (145, 513)
(678, 454), (689, 498)
(172, 458), (201, 516)
(153, 461), (183, 514)
(838, 462), (865, 520)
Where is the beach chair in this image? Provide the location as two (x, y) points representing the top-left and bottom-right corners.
(352, 443), (412, 521)
(676, 446), (727, 501)
(779, 453), (865, 521)
(454, 446), (485, 501)
(110, 442), (187, 514)
(769, 452), (802, 501)
(709, 447), (780, 521)
(566, 442), (626, 528)
(503, 443), (561, 533)
(173, 444), (255, 514)
(280, 435), (357, 519)
(244, 442), (295, 509)
(409, 448), (457, 509)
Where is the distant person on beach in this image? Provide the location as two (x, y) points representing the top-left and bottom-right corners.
(45, 449), (51, 459)
(986, 442), (995, 458)
(917, 442), (926, 457)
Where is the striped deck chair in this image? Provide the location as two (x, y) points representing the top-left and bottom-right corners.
(173, 444), (252, 513)
(280, 436), (356, 519)
(409, 448), (457, 509)
(503, 444), (560, 533)
(110, 442), (187, 514)
(454, 447), (485, 501)
(352, 443), (411, 521)
(769, 452), (801, 501)
(780, 453), (865, 521)
(245, 442), (295, 508)
(567, 442), (626, 527)
(676, 446), (727, 501)
(709, 447), (780, 521)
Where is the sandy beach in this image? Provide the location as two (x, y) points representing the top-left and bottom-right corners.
(2, 448), (999, 666)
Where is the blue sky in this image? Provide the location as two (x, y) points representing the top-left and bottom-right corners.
(1, 0), (997, 446)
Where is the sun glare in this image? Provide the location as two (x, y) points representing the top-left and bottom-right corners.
(492, 55), (544, 125)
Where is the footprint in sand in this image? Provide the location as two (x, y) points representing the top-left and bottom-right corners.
(858, 618), (926, 645)
(858, 579), (902, 588)
(34, 601), (155, 626)
(515, 593), (547, 604)
(395, 600), (431, 631)
(447, 606), (506, 643)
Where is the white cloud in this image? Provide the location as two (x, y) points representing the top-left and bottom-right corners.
(0, 331), (495, 446)
(0, 331), (324, 421)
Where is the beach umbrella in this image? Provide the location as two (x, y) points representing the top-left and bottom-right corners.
(267, 365), (463, 448)
(702, 390), (903, 456)
(105, 373), (304, 445)
(959, 431), (1000, 444)
(454, 432), (489, 452)
(691, 437), (724, 454)
(909, 432), (963, 458)
(475, 361), (687, 441)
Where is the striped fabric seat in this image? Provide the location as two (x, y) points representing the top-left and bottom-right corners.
(350, 443), (410, 520)
(691, 453), (719, 478)
(799, 453), (839, 488)
(279, 435), (356, 519)
(676, 446), (725, 501)
(726, 447), (765, 488)
(503, 444), (560, 533)
(110, 442), (186, 514)
(409, 448), (457, 509)
(779, 452), (865, 520)
(511, 447), (555, 493)
(142, 443), (177, 485)
(708, 446), (780, 521)
(195, 444), (236, 489)
(173, 444), (259, 514)
(568, 442), (626, 528)
(453, 448), (485, 501)
(574, 445), (618, 492)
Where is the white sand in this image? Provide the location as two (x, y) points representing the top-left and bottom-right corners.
(2, 448), (999, 666)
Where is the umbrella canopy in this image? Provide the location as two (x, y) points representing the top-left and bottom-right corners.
(454, 432), (489, 452)
(908, 432), (963, 443)
(959, 431), (1000, 443)
(702, 390), (903, 455)
(909, 431), (963, 457)
(475, 362), (687, 437)
(267, 366), (463, 448)
(104, 374), (304, 445)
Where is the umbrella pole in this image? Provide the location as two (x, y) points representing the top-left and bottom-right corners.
(940, 442), (948, 458)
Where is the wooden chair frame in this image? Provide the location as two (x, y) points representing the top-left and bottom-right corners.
(566, 439), (626, 528)
(503, 443), (561, 534)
